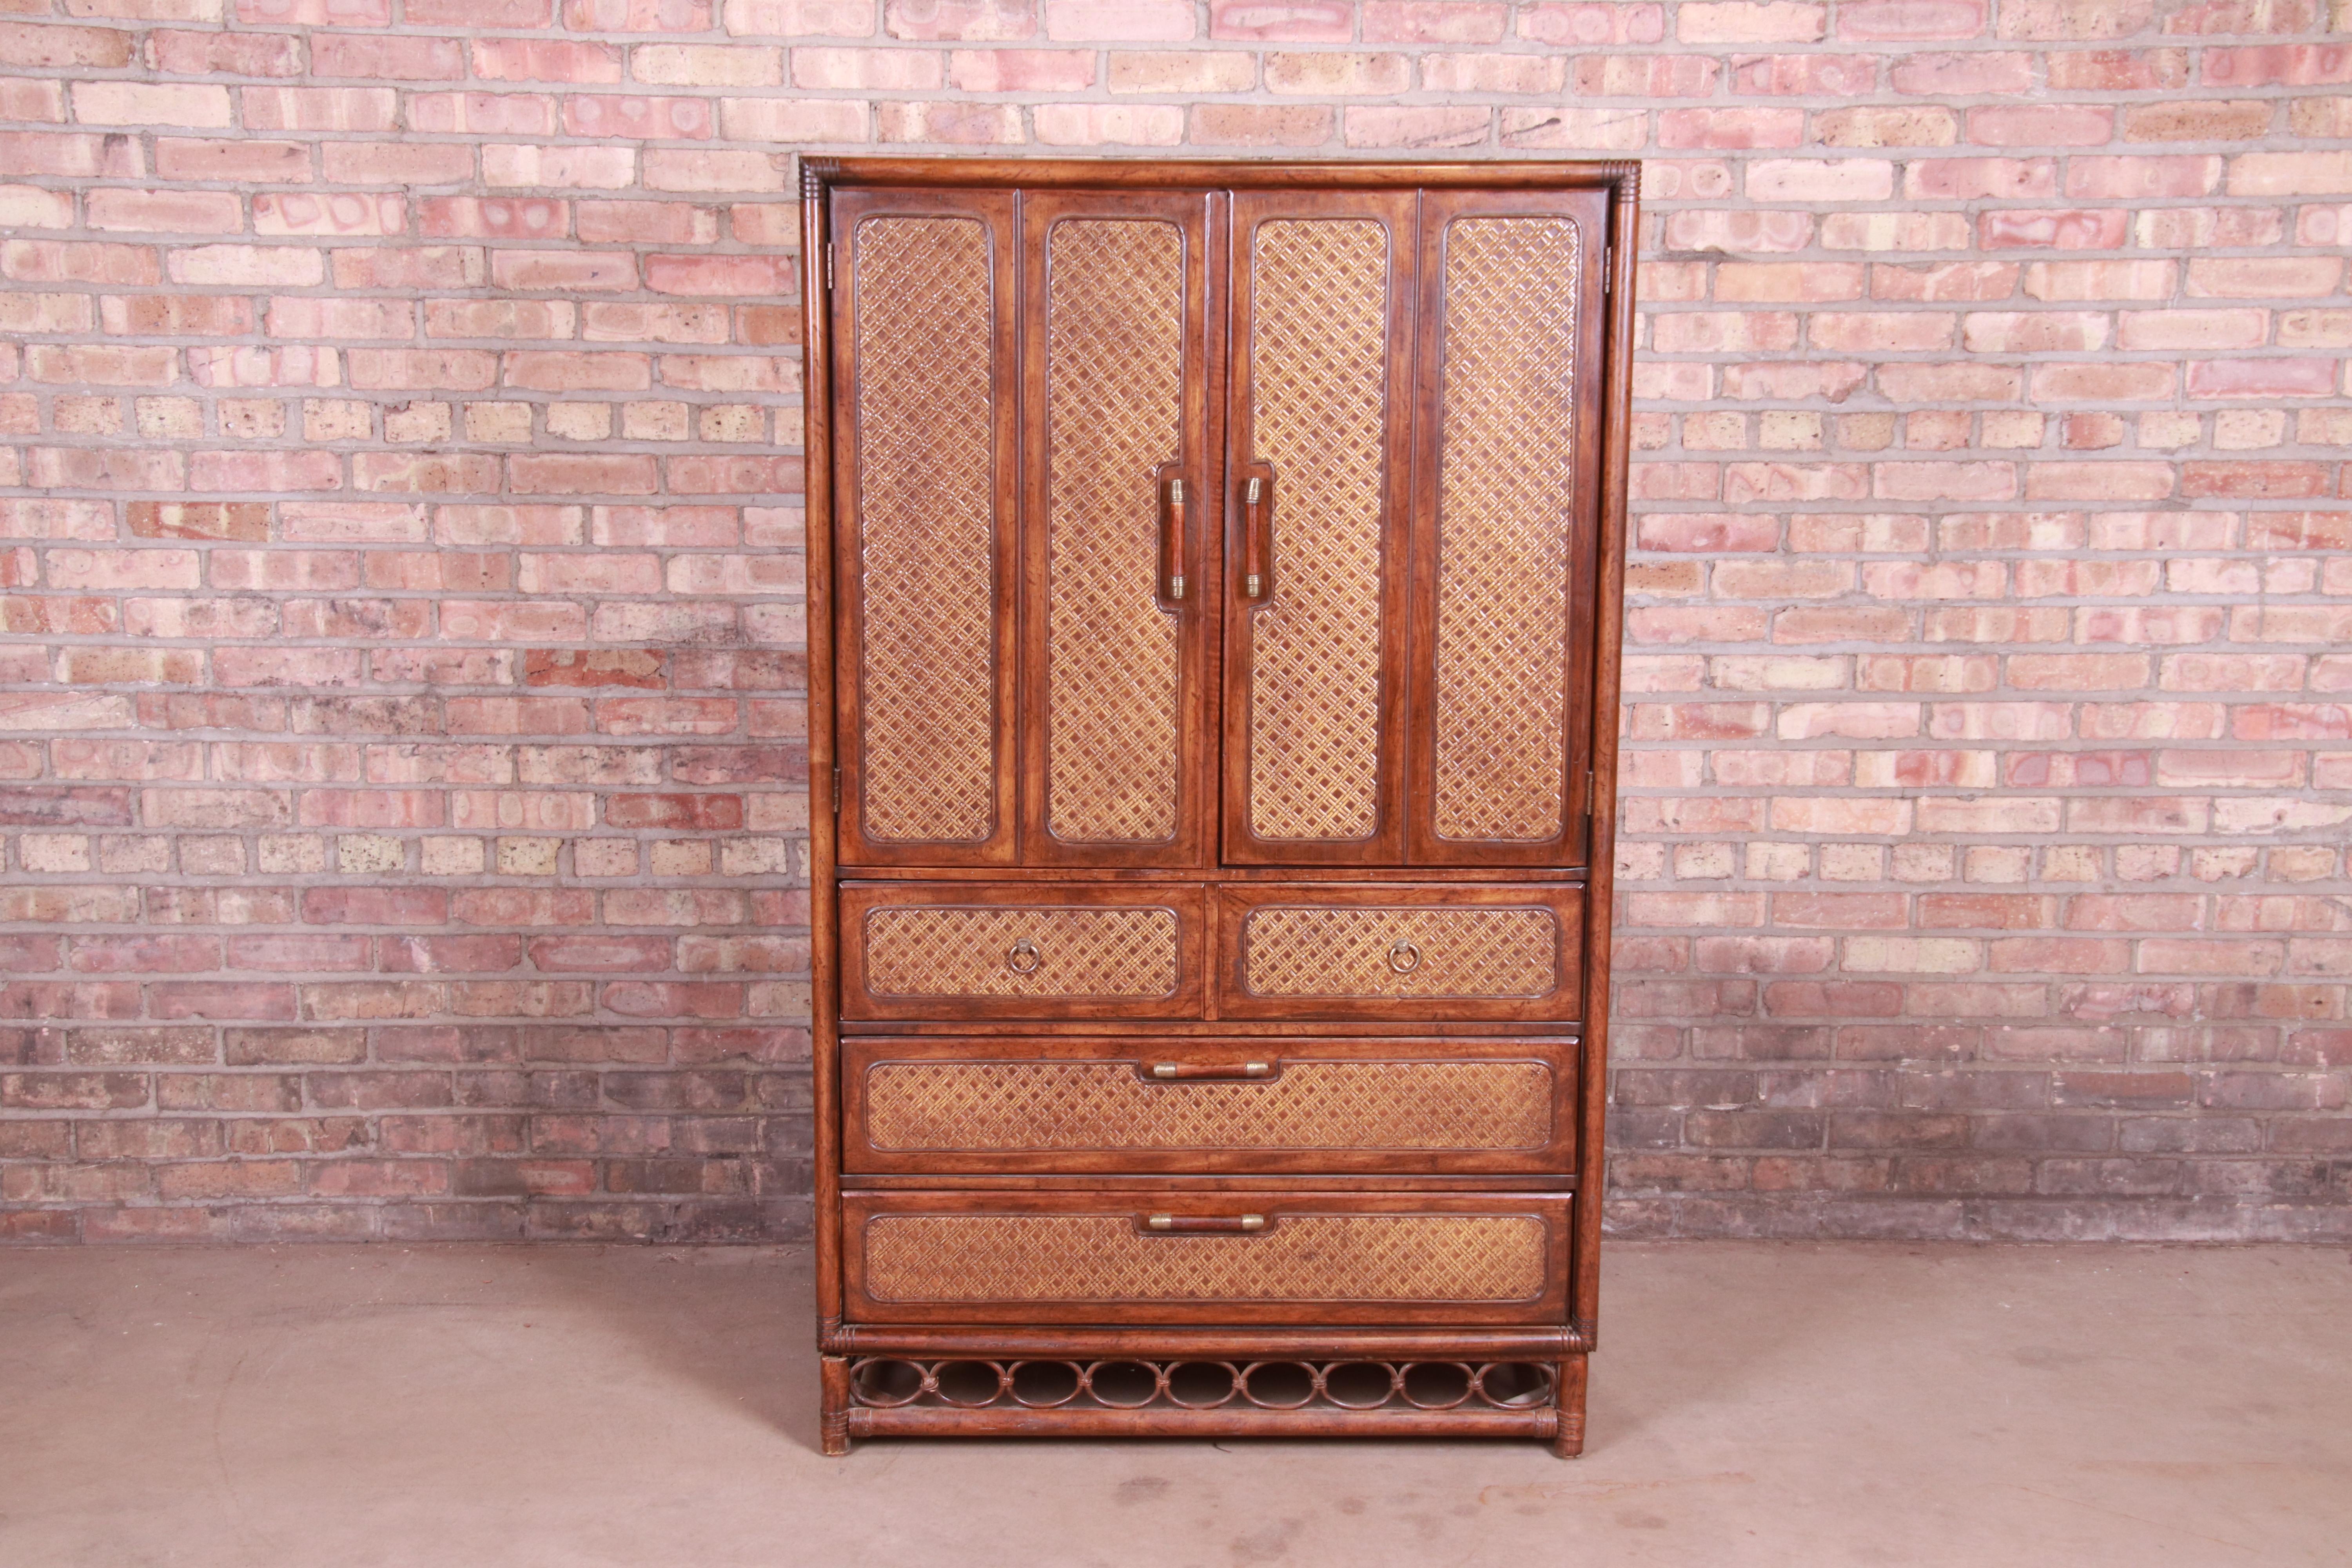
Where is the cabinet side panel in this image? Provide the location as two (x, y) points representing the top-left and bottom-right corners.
(1431, 217), (1582, 846)
(851, 214), (1003, 847)
(1245, 219), (1393, 844)
(1044, 218), (1187, 845)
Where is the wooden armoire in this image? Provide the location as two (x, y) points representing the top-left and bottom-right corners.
(800, 158), (1635, 1456)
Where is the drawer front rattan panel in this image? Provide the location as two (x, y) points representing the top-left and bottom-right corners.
(839, 883), (1207, 1021)
(842, 1193), (1573, 1324)
(840, 1036), (1576, 1174)
(1216, 885), (1584, 1022)
(1246, 907), (1555, 997)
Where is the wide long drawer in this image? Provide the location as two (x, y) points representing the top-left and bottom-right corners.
(842, 1191), (1572, 1325)
(839, 883), (1208, 1022)
(1215, 884), (1584, 1022)
(842, 1036), (1577, 1176)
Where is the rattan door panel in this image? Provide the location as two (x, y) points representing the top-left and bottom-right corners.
(1215, 885), (1585, 1022)
(1405, 188), (1610, 868)
(842, 1191), (1573, 1325)
(1221, 191), (1416, 866)
(838, 882), (1208, 1021)
(831, 187), (1020, 868)
(841, 1035), (1577, 1175)
(1020, 191), (1217, 868)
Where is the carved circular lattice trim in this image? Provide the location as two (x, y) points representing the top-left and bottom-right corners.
(847, 1357), (1556, 1414)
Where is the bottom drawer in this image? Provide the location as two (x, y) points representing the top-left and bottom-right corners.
(841, 1191), (1572, 1326)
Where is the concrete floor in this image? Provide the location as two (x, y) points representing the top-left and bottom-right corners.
(2, 1245), (2346, 1567)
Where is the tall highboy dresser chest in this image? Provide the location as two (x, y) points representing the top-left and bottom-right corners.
(800, 158), (1636, 1455)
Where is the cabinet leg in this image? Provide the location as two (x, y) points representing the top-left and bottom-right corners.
(821, 1354), (853, 1457)
(1550, 1356), (1588, 1459)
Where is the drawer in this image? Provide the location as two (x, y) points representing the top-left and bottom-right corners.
(838, 883), (1208, 1022)
(842, 1036), (1577, 1175)
(1214, 884), (1584, 1022)
(842, 1191), (1572, 1325)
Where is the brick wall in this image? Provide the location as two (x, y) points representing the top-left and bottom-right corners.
(1, 0), (2347, 1244)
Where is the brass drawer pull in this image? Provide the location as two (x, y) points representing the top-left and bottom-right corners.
(1006, 937), (1041, 975)
(1145, 1214), (1267, 1234)
(1149, 1061), (1272, 1081)
(1388, 938), (1421, 974)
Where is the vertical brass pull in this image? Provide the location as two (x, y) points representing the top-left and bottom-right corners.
(1241, 474), (1269, 599)
(1160, 475), (1186, 602)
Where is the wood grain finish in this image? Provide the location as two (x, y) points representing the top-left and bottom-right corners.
(1222, 191), (1415, 865)
(842, 1190), (1573, 1325)
(806, 158), (1636, 1455)
(831, 188), (1020, 869)
(1020, 190), (1218, 867)
(1406, 187), (1611, 869)
(841, 1034), (1578, 1175)
(1216, 884), (1585, 1022)
(837, 881), (1207, 1022)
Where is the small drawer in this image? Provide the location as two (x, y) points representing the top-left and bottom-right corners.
(839, 883), (1208, 1022)
(1214, 884), (1584, 1022)
(842, 1191), (1572, 1325)
(842, 1036), (1578, 1175)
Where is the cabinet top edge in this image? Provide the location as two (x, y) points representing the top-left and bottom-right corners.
(802, 156), (1639, 197)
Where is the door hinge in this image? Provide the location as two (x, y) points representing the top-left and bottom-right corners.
(1601, 247), (1611, 296)
(830, 763), (841, 815)
(824, 242), (835, 292)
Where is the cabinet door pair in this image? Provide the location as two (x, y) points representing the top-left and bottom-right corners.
(829, 183), (1608, 873)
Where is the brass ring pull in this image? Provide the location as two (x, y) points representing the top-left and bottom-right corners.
(1006, 937), (1040, 975)
(1388, 938), (1421, 974)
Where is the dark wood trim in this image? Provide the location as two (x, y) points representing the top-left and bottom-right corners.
(837, 880), (1211, 1023)
(1402, 185), (1610, 871)
(840, 1033), (1578, 1177)
(830, 185), (1023, 870)
(800, 173), (844, 1333)
(815, 158), (1641, 193)
(1219, 187), (1417, 867)
(1212, 882), (1586, 1024)
(826, 1325), (1588, 1357)
(849, 1406), (1558, 1441)
(1014, 188), (1218, 870)
(840, 1189), (1575, 1326)
(1573, 167), (1639, 1345)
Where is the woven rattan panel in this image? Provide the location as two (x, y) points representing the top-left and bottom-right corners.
(853, 216), (999, 844)
(863, 906), (1180, 998)
(1246, 219), (1390, 842)
(1241, 906), (1558, 998)
(1044, 220), (1186, 844)
(863, 1214), (1548, 1302)
(864, 1060), (1554, 1151)
(1432, 217), (1582, 842)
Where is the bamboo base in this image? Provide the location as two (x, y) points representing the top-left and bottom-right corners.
(818, 1350), (1589, 1457)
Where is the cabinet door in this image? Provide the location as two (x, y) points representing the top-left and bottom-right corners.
(1405, 188), (1609, 868)
(1221, 191), (1417, 866)
(832, 188), (1020, 867)
(1019, 191), (1218, 867)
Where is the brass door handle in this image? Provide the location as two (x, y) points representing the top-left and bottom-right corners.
(1160, 473), (1187, 603)
(1240, 474), (1269, 599)
(1145, 1214), (1267, 1234)
(1148, 1061), (1272, 1080)
(1006, 937), (1040, 975)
